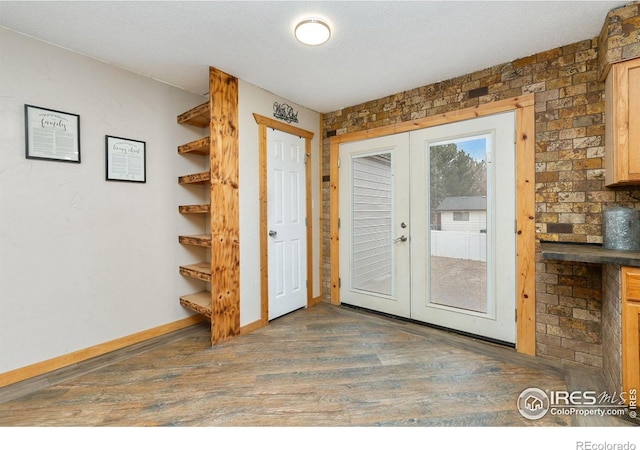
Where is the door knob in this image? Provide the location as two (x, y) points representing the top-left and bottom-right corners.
(394, 235), (407, 243)
(269, 230), (277, 237)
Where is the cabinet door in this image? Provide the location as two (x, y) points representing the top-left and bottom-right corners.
(621, 266), (640, 399)
(629, 62), (640, 178)
(605, 59), (640, 186)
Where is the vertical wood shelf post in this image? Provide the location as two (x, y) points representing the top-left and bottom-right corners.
(209, 67), (240, 345)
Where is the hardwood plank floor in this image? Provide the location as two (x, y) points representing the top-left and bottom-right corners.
(0, 303), (635, 426)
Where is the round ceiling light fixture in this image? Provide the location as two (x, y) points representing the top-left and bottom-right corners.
(294, 18), (331, 46)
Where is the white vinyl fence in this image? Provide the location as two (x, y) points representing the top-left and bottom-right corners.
(430, 230), (487, 262)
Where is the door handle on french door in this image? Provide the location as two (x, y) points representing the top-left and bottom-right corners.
(394, 235), (408, 243)
(268, 230), (277, 237)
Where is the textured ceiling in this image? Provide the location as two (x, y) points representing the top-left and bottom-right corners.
(0, 1), (627, 113)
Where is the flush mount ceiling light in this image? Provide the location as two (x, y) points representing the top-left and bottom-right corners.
(294, 18), (331, 46)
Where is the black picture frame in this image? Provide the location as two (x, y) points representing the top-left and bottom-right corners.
(24, 104), (81, 163)
(105, 135), (146, 183)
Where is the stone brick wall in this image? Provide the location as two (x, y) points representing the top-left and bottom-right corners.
(535, 246), (603, 367)
(598, 1), (640, 79)
(321, 3), (640, 369)
(602, 264), (623, 393)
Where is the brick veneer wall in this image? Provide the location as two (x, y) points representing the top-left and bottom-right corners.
(321, 25), (640, 368)
(598, 2), (640, 79)
(602, 264), (623, 393)
(535, 245), (603, 367)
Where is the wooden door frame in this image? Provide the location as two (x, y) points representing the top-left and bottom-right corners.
(329, 95), (536, 355)
(254, 114), (315, 325)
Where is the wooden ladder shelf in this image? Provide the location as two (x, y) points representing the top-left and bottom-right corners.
(176, 66), (240, 345)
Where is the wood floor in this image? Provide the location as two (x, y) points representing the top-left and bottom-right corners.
(0, 303), (633, 426)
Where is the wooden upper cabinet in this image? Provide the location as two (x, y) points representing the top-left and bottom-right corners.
(605, 58), (640, 186)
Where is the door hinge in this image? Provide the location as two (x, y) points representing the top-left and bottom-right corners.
(304, 153), (310, 164)
(339, 277), (342, 288)
(338, 218), (341, 228)
(515, 309), (518, 321)
(306, 279), (308, 289)
(305, 217), (308, 226)
(337, 158), (341, 168)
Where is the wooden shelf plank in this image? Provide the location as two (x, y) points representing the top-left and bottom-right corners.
(178, 136), (210, 155)
(177, 102), (210, 127)
(179, 235), (211, 248)
(179, 262), (211, 282)
(179, 292), (212, 319)
(178, 171), (210, 185)
(179, 204), (210, 214)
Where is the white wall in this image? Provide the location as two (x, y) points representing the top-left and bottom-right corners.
(238, 81), (321, 326)
(0, 29), (206, 373)
(0, 28), (323, 373)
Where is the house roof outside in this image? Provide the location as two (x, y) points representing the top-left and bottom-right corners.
(436, 196), (487, 212)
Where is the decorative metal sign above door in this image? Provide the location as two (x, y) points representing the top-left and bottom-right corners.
(273, 102), (298, 124)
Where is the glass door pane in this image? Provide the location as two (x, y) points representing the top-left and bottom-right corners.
(429, 136), (489, 314)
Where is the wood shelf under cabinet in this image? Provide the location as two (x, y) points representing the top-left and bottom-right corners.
(177, 102), (210, 128)
(179, 292), (212, 319)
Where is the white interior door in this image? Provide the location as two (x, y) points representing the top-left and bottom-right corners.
(339, 134), (411, 318)
(410, 111), (516, 343)
(267, 128), (307, 320)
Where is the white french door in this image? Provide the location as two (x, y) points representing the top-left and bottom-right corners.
(410, 112), (516, 343)
(339, 112), (516, 344)
(267, 128), (307, 320)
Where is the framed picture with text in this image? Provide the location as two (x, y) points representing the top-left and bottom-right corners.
(25, 104), (80, 163)
(105, 135), (146, 183)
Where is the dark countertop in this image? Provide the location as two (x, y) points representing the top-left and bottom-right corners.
(540, 242), (640, 267)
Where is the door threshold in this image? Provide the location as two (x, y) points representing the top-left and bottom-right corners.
(269, 306), (306, 322)
(341, 303), (516, 349)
